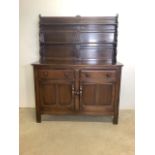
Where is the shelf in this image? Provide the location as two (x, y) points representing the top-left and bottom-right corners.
(40, 23), (117, 26)
(40, 42), (116, 45)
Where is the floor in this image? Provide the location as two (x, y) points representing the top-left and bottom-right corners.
(19, 108), (134, 155)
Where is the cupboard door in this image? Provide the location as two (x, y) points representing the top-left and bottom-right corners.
(39, 80), (75, 113)
(79, 82), (116, 114)
(80, 70), (116, 114)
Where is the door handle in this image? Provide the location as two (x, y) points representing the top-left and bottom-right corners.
(79, 86), (82, 95)
(74, 86), (83, 95)
(72, 85), (75, 95)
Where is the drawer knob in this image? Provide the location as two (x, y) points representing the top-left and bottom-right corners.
(106, 73), (111, 78)
(43, 71), (48, 77)
(74, 86), (83, 95)
(72, 85), (75, 95)
(64, 73), (70, 79)
(85, 73), (89, 78)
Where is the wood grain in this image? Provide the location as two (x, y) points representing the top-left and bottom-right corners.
(32, 15), (122, 124)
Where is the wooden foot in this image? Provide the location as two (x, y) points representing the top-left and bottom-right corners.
(113, 116), (118, 125)
(36, 113), (41, 123)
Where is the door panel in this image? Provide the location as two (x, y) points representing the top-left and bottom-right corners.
(82, 83), (113, 105)
(95, 84), (113, 105)
(41, 83), (56, 105)
(82, 84), (96, 105)
(58, 83), (72, 105)
(39, 80), (75, 112)
(80, 82), (115, 113)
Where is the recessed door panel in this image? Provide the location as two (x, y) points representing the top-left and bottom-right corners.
(82, 84), (96, 105)
(80, 82), (115, 113)
(82, 83), (113, 106)
(41, 83), (56, 105)
(58, 83), (72, 105)
(39, 80), (75, 113)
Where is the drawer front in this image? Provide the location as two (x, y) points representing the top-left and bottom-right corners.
(80, 70), (116, 83)
(38, 69), (74, 80)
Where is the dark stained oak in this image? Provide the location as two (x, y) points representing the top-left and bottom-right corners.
(39, 15), (118, 64)
(32, 15), (123, 124)
(39, 80), (75, 111)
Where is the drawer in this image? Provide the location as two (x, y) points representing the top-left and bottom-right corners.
(80, 70), (116, 83)
(38, 69), (74, 80)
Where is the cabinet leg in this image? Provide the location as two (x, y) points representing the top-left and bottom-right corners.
(113, 115), (118, 125)
(36, 113), (41, 123)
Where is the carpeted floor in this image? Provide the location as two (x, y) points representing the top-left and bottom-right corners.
(19, 108), (134, 155)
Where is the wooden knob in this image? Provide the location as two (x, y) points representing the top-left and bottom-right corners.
(85, 73), (89, 78)
(43, 71), (48, 77)
(64, 73), (70, 79)
(106, 73), (111, 78)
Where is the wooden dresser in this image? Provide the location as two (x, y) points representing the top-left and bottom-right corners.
(32, 15), (123, 124)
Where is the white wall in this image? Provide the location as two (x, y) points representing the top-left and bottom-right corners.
(20, 0), (135, 109)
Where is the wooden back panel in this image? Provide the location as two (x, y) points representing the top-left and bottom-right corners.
(39, 15), (118, 63)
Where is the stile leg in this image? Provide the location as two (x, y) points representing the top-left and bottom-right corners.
(113, 114), (118, 125)
(36, 112), (41, 123)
